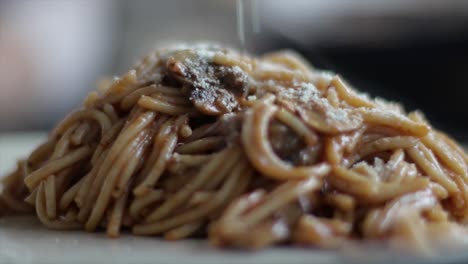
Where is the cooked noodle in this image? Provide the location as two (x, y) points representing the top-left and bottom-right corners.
(2, 43), (468, 253)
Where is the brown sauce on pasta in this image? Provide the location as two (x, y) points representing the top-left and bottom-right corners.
(1, 43), (468, 253)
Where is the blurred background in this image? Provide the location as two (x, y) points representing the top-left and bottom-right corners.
(1, 0), (468, 140)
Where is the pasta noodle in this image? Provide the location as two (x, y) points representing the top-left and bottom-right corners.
(1, 43), (468, 254)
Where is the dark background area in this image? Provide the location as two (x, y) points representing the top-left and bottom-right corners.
(255, 4), (468, 141)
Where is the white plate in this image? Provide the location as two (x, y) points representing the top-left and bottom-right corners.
(0, 216), (342, 264)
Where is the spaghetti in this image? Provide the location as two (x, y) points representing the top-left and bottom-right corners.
(2, 43), (468, 253)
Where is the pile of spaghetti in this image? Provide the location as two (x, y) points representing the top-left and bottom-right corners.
(2, 44), (468, 253)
